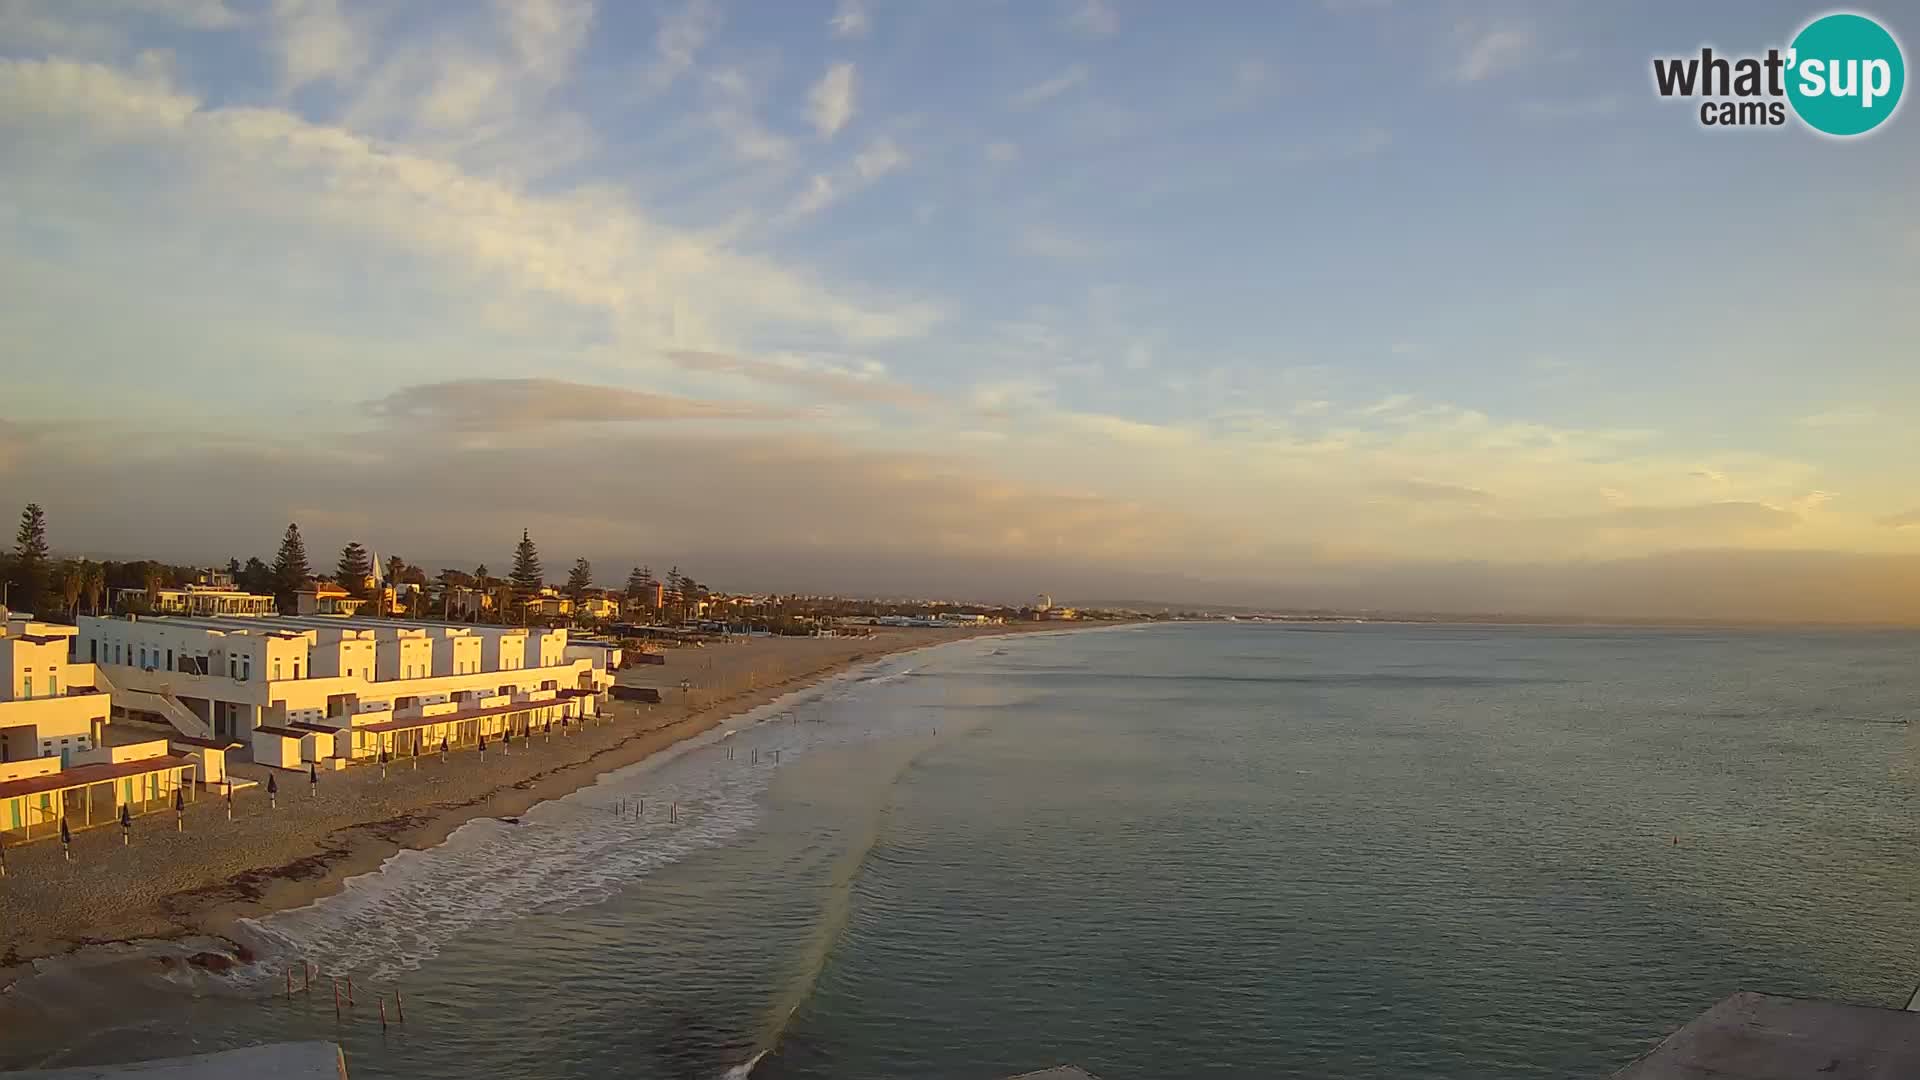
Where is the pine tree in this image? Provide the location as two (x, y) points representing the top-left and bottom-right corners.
(240, 556), (272, 594)
(10, 503), (50, 614)
(336, 542), (372, 595)
(509, 529), (543, 598)
(565, 558), (594, 603)
(270, 523), (312, 613)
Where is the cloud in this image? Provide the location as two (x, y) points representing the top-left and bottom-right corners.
(1392, 478), (1494, 505)
(829, 0), (868, 38)
(783, 135), (907, 218)
(501, 0), (594, 82)
(1593, 501), (1797, 532)
(1796, 408), (1876, 428)
(669, 350), (935, 409)
(1010, 65), (1088, 108)
(0, 58), (938, 345)
(808, 61), (856, 138)
(1068, 0), (1118, 36)
(1015, 223), (1095, 260)
(645, 0), (718, 93)
(1514, 96), (1620, 119)
(1879, 509), (1920, 530)
(1451, 24), (1535, 83)
(985, 140), (1019, 165)
(270, 0), (366, 91)
(367, 379), (799, 430)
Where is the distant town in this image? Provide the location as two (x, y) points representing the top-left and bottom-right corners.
(0, 501), (1162, 849)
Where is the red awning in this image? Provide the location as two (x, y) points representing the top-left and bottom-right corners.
(0, 754), (194, 801)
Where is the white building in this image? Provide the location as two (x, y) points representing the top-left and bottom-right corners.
(0, 617), (109, 768)
(75, 613), (616, 752)
(113, 585), (277, 617)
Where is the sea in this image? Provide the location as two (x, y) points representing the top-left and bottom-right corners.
(4, 621), (1920, 1078)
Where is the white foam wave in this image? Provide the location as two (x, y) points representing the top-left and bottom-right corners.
(238, 649), (942, 983)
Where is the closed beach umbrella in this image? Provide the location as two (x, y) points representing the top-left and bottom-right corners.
(440, 736), (448, 760)
(267, 772), (278, 808)
(120, 803), (131, 844)
(174, 787), (184, 831)
(60, 816), (71, 860)
(309, 761), (318, 795)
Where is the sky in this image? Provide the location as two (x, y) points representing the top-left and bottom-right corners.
(1, 0), (1918, 619)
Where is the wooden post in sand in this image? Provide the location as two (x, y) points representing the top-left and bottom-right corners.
(378, 997), (388, 1033)
(395, 987), (406, 1023)
(304, 961), (312, 992)
(346, 976), (355, 1005)
(332, 980), (341, 1020)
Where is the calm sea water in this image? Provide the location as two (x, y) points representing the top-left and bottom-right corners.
(6, 622), (1920, 1078)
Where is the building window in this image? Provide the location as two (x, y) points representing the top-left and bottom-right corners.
(294, 661), (302, 679)
(241, 657), (251, 681)
(274, 662), (281, 681)
(167, 649), (173, 670)
(22, 677), (32, 699)
(48, 674), (57, 696)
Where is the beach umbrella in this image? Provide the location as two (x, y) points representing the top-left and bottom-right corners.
(380, 747), (389, 779)
(60, 816), (71, 861)
(225, 779), (233, 821)
(309, 761), (318, 796)
(0, 834), (7, 877)
(440, 736), (448, 761)
(120, 803), (131, 845)
(502, 729), (512, 755)
(174, 787), (184, 831)
(544, 719), (552, 742)
(478, 733), (487, 759)
(267, 772), (278, 809)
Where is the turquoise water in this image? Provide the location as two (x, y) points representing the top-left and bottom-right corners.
(6, 623), (1920, 1078)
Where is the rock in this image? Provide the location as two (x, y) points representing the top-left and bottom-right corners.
(232, 943), (256, 963)
(186, 951), (234, 972)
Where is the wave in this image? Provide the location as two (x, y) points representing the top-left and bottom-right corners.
(236, 650), (939, 984)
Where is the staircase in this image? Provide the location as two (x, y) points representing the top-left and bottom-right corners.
(93, 667), (215, 741)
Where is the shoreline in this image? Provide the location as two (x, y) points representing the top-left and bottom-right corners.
(0, 622), (1111, 990)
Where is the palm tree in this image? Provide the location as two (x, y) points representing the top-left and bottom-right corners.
(83, 561), (105, 615)
(57, 560), (85, 622)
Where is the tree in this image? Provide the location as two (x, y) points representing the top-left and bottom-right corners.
(336, 542), (372, 595)
(239, 556), (272, 595)
(270, 523), (312, 613)
(386, 555), (407, 587)
(10, 503), (50, 614)
(56, 559), (85, 621)
(83, 561), (105, 615)
(509, 529), (543, 599)
(664, 566), (686, 624)
(565, 558), (594, 604)
(142, 563), (162, 610)
(226, 557), (242, 581)
(625, 565), (649, 598)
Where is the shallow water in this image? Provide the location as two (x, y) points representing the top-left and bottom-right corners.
(5, 623), (1920, 1078)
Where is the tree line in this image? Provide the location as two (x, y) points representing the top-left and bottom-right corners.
(3, 504), (720, 627)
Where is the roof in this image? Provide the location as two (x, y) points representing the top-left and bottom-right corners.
(169, 735), (241, 749)
(251, 725), (309, 738)
(357, 695), (583, 735)
(0, 753), (194, 802)
(289, 722), (340, 734)
(1613, 992), (1920, 1079)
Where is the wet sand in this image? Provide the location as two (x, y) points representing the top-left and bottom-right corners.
(0, 625), (1067, 985)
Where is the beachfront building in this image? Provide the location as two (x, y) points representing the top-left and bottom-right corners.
(75, 614), (615, 767)
(112, 584), (278, 617)
(0, 617), (110, 768)
(295, 583), (367, 616)
(0, 738), (198, 842)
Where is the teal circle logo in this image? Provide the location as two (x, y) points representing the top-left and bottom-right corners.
(1787, 13), (1905, 136)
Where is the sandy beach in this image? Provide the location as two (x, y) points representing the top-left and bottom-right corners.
(0, 624), (1067, 984)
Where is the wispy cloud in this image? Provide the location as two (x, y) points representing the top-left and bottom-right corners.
(1068, 0), (1118, 36)
(644, 0), (718, 93)
(1010, 64), (1088, 108)
(670, 350), (935, 409)
(270, 0), (367, 91)
(829, 0), (868, 39)
(1451, 23), (1535, 83)
(1796, 408), (1876, 428)
(1514, 95), (1620, 118)
(784, 135), (908, 219)
(807, 60), (856, 138)
(1879, 509), (1920, 530)
(1015, 223), (1096, 260)
(985, 140), (1019, 165)
(369, 379), (799, 430)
